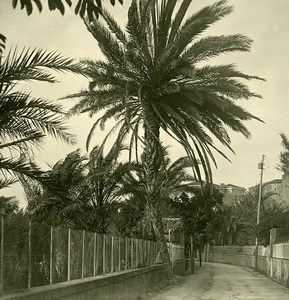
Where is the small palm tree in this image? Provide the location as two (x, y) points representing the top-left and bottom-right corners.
(68, 0), (263, 273)
(29, 143), (135, 232)
(0, 38), (83, 188)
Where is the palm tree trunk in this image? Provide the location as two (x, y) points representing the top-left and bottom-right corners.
(142, 99), (174, 279)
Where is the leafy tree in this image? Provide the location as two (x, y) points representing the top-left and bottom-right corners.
(0, 38), (83, 188)
(68, 0), (263, 274)
(217, 204), (254, 246)
(12, 0), (123, 21)
(215, 188), (282, 246)
(174, 187), (223, 244)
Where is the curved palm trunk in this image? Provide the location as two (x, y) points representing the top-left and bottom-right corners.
(142, 100), (174, 279)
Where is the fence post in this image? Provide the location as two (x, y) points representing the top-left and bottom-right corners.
(111, 236), (114, 273)
(81, 230), (85, 279)
(67, 228), (71, 282)
(136, 239), (138, 269)
(0, 215), (4, 295)
(190, 235), (195, 274)
(131, 238), (134, 269)
(93, 233), (96, 277)
(28, 221), (32, 289)
(50, 226), (53, 285)
(125, 238), (128, 271)
(270, 228), (277, 278)
(118, 237), (121, 272)
(103, 234), (106, 275)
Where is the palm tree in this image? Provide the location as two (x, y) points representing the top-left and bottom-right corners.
(29, 143), (135, 232)
(68, 0), (263, 273)
(0, 38), (83, 188)
(112, 147), (194, 237)
(277, 133), (289, 174)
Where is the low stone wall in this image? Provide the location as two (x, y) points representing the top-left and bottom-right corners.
(209, 253), (255, 269)
(209, 252), (289, 288)
(172, 259), (186, 276)
(271, 258), (289, 287)
(2, 264), (168, 300)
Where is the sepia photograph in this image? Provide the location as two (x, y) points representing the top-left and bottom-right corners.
(1, 0), (289, 299)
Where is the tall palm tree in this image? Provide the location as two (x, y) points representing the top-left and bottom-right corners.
(68, 0), (263, 273)
(0, 38), (83, 188)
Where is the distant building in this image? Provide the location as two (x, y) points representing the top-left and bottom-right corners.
(216, 183), (246, 205)
(281, 174), (289, 204)
(190, 181), (246, 205)
(248, 179), (282, 203)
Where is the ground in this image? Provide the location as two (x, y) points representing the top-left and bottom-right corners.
(148, 262), (289, 300)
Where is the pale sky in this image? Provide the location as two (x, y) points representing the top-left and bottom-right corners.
(1, 0), (289, 203)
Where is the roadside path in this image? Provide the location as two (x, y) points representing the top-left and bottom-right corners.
(149, 262), (289, 299)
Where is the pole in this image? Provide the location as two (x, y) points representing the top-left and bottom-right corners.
(255, 154), (265, 271)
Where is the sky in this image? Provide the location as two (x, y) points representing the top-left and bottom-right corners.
(1, 0), (289, 204)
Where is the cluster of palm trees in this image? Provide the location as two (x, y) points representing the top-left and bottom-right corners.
(1, 0), (263, 276)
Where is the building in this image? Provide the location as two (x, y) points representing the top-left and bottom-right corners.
(190, 181), (246, 205)
(248, 179), (282, 203)
(216, 183), (246, 205)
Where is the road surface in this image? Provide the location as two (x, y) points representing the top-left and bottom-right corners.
(149, 262), (289, 299)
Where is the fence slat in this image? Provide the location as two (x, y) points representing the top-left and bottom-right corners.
(0, 216), (4, 295)
(111, 236), (114, 273)
(118, 237), (121, 272)
(125, 238), (127, 271)
(67, 228), (71, 282)
(131, 238), (133, 269)
(93, 233), (96, 277)
(50, 226), (53, 285)
(103, 234), (106, 275)
(28, 221), (32, 289)
(81, 230), (85, 279)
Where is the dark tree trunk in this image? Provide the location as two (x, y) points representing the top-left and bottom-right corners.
(142, 98), (174, 279)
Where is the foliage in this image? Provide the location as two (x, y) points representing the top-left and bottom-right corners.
(0, 37), (84, 188)
(174, 186), (224, 247)
(68, 0), (263, 183)
(0, 196), (19, 215)
(67, 0), (263, 272)
(28, 144), (135, 233)
(12, 0), (123, 21)
(214, 188), (289, 246)
(277, 133), (289, 174)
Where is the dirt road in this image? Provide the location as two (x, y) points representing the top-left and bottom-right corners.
(149, 262), (289, 299)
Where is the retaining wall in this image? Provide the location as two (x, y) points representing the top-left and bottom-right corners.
(208, 252), (289, 288)
(2, 264), (168, 300)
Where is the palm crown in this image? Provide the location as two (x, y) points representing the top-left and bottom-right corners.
(69, 0), (263, 183)
(0, 39), (84, 188)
